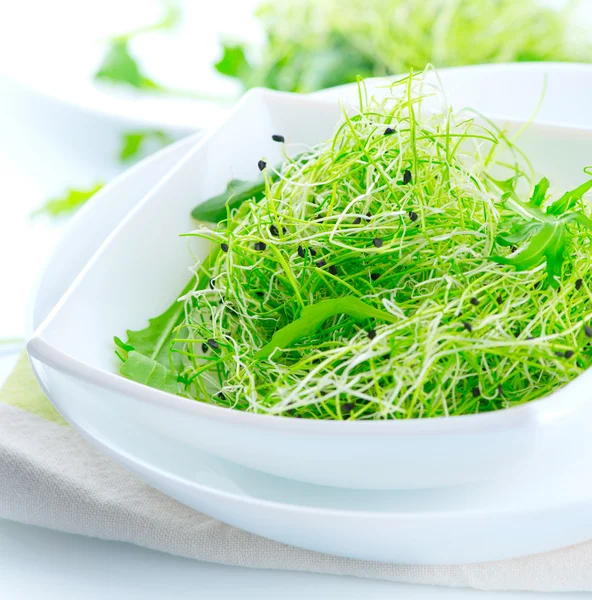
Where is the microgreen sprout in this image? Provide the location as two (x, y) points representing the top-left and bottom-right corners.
(117, 70), (592, 420)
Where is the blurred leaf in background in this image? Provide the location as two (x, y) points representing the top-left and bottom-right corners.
(216, 0), (588, 93)
(94, 0), (182, 92)
(32, 182), (105, 219)
(119, 130), (173, 162)
(34, 129), (174, 218)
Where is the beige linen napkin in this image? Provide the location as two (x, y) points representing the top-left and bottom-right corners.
(1, 354), (591, 592)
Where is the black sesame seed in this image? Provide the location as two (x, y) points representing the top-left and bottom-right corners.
(328, 265), (338, 275)
(403, 169), (412, 185)
(271, 134), (284, 143)
(496, 295), (503, 305)
(257, 159), (267, 171)
(297, 245), (305, 258)
(555, 351), (565, 358)
(370, 272), (381, 281)
(367, 329), (377, 340)
(207, 338), (219, 350)
(409, 211), (418, 222)
(565, 350), (574, 359)
(254, 242), (267, 251)
(373, 237), (384, 248)
(282, 227), (288, 235)
(576, 278), (583, 290)
(462, 321), (473, 333)
(353, 216), (362, 225)
(310, 247), (317, 256)
(472, 386), (480, 398)
(316, 259), (327, 268)
(470, 297), (479, 306)
(384, 127), (395, 135)
(341, 402), (355, 418)
(269, 224), (279, 237)
(366, 211), (372, 220)
(221, 243), (229, 253)
(585, 325), (592, 338)
(201, 342), (208, 353)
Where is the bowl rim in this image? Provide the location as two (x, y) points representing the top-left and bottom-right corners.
(26, 63), (592, 436)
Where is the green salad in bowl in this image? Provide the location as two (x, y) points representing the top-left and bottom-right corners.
(115, 69), (592, 420)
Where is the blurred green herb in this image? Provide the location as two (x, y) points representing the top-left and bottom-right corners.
(95, 0), (181, 92)
(216, 0), (586, 93)
(119, 130), (173, 162)
(33, 182), (104, 218)
(491, 176), (592, 288)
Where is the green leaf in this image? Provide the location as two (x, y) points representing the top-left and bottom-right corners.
(119, 283), (192, 366)
(547, 179), (592, 216)
(95, 40), (162, 90)
(120, 351), (178, 393)
(214, 44), (251, 78)
(119, 130), (173, 162)
(530, 177), (550, 207)
(496, 221), (542, 246)
(491, 222), (566, 288)
(32, 182), (104, 218)
(192, 178), (270, 223)
(255, 296), (398, 359)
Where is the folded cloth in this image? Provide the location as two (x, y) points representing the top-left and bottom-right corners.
(1, 355), (591, 593)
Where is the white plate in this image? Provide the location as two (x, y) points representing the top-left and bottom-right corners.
(0, 0), (260, 132)
(26, 64), (592, 564)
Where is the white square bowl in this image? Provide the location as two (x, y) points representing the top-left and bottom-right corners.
(26, 77), (592, 490)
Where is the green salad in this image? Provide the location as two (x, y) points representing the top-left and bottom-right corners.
(216, 0), (586, 93)
(115, 71), (592, 420)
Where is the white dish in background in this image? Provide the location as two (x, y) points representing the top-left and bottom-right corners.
(25, 64), (592, 563)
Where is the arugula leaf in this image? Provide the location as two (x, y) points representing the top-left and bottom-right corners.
(32, 182), (104, 218)
(255, 296), (398, 359)
(547, 179), (592, 216)
(120, 351), (178, 393)
(95, 40), (163, 91)
(530, 176), (550, 207)
(491, 177), (592, 288)
(116, 254), (214, 389)
(192, 177), (275, 223)
(214, 44), (251, 79)
(119, 130), (173, 162)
